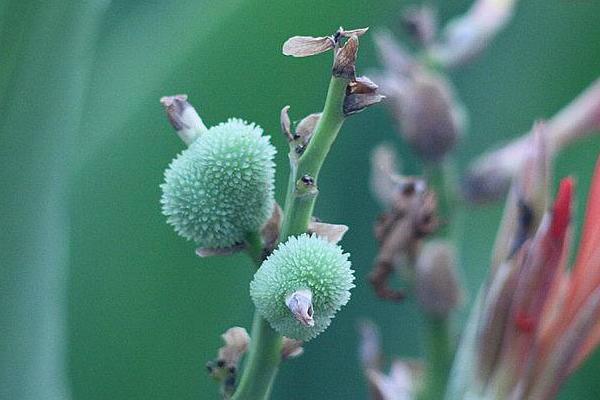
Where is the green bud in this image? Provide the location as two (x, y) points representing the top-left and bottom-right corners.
(250, 234), (355, 341)
(161, 118), (276, 248)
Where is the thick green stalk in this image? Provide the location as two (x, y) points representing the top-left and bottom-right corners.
(419, 317), (454, 400)
(232, 312), (283, 400)
(232, 75), (349, 400)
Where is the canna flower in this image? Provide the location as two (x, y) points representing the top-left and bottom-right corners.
(448, 153), (600, 400)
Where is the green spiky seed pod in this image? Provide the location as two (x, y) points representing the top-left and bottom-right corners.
(250, 234), (355, 341)
(161, 118), (276, 248)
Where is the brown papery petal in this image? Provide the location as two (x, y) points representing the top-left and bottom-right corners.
(282, 36), (334, 57)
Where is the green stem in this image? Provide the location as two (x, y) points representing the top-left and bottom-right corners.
(425, 158), (458, 238)
(419, 317), (454, 400)
(232, 75), (349, 400)
(233, 312), (283, 400)
(280, 76), (348, 237)
(422, 160), (462, 400)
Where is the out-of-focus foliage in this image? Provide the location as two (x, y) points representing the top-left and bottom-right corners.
(1, 1), (599, 400)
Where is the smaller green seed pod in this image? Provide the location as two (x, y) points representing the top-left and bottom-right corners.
(250, 234), (355, 341)
(161, 118), (276, 249)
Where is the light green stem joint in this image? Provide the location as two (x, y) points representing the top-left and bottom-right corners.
(232, 75), (349, 400)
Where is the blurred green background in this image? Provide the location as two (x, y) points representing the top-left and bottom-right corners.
(2, 0), (600, 399)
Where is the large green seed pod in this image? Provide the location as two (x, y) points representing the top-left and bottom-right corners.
(161, 118), (276, 248)
(250, 234), (355, 341)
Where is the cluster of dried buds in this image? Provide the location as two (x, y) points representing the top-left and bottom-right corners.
(282, 26), (384, 123)
(369, 145), (439, 302)
(207, 327), (303, 399)
(369, 144), (463, 314)
(448, 126), (600, 399)
(372, 0), (521, 165)
(373, 3), (600, 203)
(366, 144), (463, 400)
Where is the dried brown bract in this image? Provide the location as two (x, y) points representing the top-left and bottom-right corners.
(280, 106), (322, 155)
(344, 76), (385, 116)
(308, 221), (348, 244)
(160, 94), (208, 145)
(206, 327), (251, 398)
(370, 179), (439, 301)
(282, 27), (368, 58)
(281, 337), (304, 360)
(332, 34), (359, 80)
(282, 35), (336, 57)
(261, 203), (282, 258)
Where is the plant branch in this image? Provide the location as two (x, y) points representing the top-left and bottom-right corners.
(280, 76), (349, 237)
(232, 74), (350, 400)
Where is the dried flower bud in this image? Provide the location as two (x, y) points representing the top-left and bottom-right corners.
(218, 327), (251, 367)
(295, 112), (321, 143)
(344, 76), (385, 116)
(161, 118), (276, 249)
(250, 234), (355, 341)
(281, 337), (304, 360)
(206, 327), (250, 397)
(294, 112), (321, 155)
(391, 70), (464, 163)
(260, 203), (282, 257)
(332, 35), (359, 80)
(160, 94), (208, 146)
(370, 178), (437, 301)
(281, 106), (322, 155)
(415, 240), (462, 317)
(280, 105), (293, 141)
(308, 221), (348, 244)
(373, 29), (466, 162)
